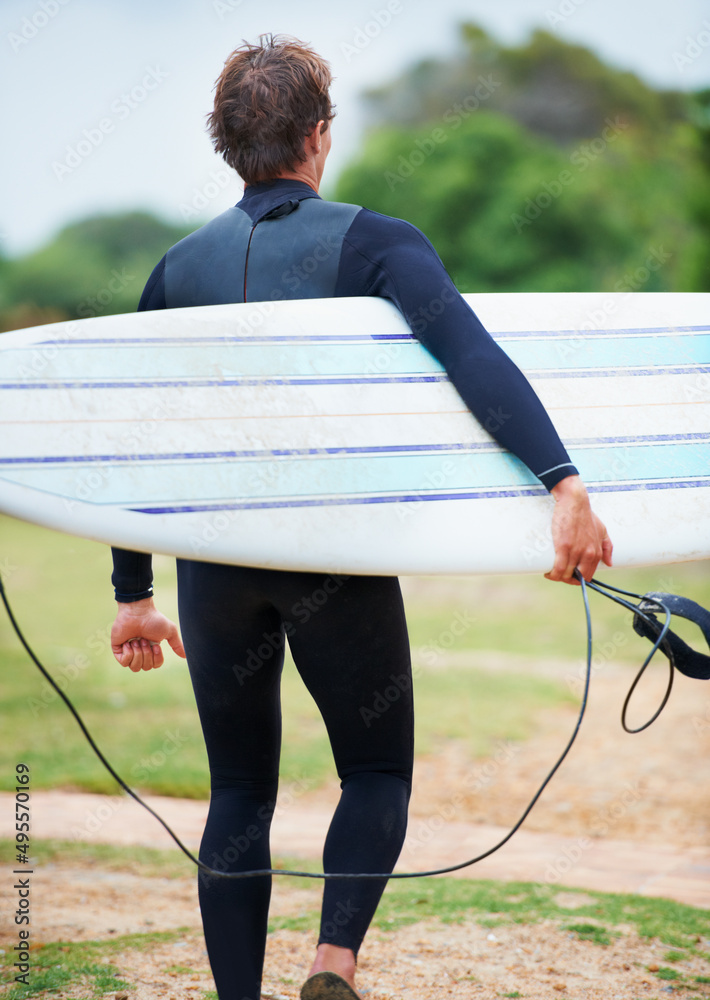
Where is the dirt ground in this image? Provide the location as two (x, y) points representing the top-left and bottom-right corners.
(3, 635), (709, 998)
(11, 863), (710, 1000)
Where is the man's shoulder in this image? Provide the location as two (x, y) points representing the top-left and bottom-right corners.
(343, 205), (433, 249)
(166, 206), (251, 257)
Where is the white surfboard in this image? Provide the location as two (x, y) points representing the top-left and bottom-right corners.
(0, 292), (708, 575)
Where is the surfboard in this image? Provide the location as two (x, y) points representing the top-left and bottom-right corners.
(0, 292), (708, 575)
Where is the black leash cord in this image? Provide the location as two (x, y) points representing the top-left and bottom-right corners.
(0, 571), (672, 881)
(584, 578), (674, 733)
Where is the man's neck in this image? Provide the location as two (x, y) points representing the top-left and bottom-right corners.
(272, 165), (320, 192)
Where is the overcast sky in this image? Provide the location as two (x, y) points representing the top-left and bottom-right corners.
(1, 0), (708, 257)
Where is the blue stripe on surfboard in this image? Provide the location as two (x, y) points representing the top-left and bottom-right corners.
(2, 432), (707, 467)
(36, 334), (417, 345)
(0, 374), (450, 389)
(2, 442), (501, 465)
(490, 326), (710, 339)
(127, 478), (710, 515)
(3, 363), (710, 391)
(34, 324), (710, 346)
(3, 442), (707, 506)
(6, 334), (710, 380)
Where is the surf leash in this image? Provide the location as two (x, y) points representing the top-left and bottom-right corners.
(2, 569), (709, 881)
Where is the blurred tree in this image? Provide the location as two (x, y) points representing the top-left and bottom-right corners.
(363, 23), (688, 144)
(334, 24), (709, 293)
(1, 212), (193, 330)
(685, 88), (710, 290)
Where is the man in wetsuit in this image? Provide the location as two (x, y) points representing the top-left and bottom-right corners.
(110, 35), (612, 1000)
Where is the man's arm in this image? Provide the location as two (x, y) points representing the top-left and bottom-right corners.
(110, 256), (186, 664)
(339, 211), (612, 581)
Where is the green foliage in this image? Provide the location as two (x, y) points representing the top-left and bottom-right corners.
(336, 109), (706, 293)
(337, 23), (709, 293)
(564, 921), (615, 946)
(0, 212), (193, 329)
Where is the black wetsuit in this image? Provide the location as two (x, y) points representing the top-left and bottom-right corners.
(112, 179), (578, 999)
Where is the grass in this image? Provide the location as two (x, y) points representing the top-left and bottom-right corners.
(0, 837), (191, 878)
(0, 929), (186, 999)
(564, 921), (616, 946)
(2, 839), (710, 998)
(2, 515), (710, 796)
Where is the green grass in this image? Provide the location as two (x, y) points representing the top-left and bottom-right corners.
(564, 921), (616, 946)
(2, 515), (710, 797)
(657, 967), (682, 980)
(0, 837), (192, 878)
(0, 929), (185, 999)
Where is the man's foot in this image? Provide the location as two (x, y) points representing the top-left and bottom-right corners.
(300, 970), (361, 1000)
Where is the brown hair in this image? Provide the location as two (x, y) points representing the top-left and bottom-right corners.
(207, 34), (335, 185)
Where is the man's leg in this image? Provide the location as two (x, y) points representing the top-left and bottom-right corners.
(177, 560), (286, 1000)
(281, 573), (413, 983)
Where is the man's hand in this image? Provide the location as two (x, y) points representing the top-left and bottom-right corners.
(111, 597), (186, 672)
(545, 475), (613, 584)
